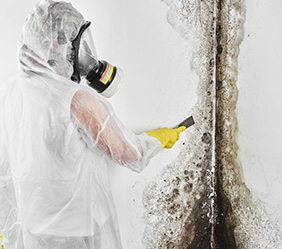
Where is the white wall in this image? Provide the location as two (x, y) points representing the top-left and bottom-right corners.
(237, 0), (282, 234)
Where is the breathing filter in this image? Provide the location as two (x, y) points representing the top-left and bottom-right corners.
(71, 21), (123, 98)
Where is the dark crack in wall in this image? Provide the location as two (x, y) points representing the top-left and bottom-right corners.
(213, 0), (239, 248)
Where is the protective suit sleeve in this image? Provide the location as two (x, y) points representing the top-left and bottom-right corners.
(0, 135), (21, 249)
(0, 82), (22, 248)
(71, 89), (163, 173)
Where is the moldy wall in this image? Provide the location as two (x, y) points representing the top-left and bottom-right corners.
(1, 0), (282, 248)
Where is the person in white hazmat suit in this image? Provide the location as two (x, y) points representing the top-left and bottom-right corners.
(0, 0), (186, 248)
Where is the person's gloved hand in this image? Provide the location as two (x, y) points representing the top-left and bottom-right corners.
(146, 126), (186, 149)
(0, 234), (4, 249)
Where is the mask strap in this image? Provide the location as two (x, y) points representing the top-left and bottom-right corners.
(71, 21), (91, 83)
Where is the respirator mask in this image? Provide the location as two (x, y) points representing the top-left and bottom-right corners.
(71, 21), (123, 98)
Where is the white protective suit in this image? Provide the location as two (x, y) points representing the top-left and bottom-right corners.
(0, 0), (162, 248)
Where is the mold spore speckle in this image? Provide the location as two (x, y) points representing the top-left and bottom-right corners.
(202, 132), (212, 144)
(142, 1), (216, 248)
(142, 0), (282, 248)
(215, 1), (282, 248)
(142, 134), (213, 248)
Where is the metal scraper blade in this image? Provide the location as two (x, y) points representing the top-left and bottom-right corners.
(177, 115), (195, 128)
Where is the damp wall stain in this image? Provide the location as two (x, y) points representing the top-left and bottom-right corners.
(142, 0), (216, 248)
(141, 0), (282, 248)
(214, 1), (282, 248)
(214, 0), (244, 248)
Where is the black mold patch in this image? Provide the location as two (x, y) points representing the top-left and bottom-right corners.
(145, 0), (282, 248)
(140, 0), (282, 248)
(142, 1), (217, 248)
(180, 195), (212, 249)
(202, 132), (212, 144)
(179, 140), (214, 249)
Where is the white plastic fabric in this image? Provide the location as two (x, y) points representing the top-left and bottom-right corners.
(0, 0), (162, 248)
